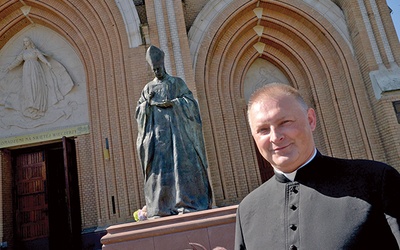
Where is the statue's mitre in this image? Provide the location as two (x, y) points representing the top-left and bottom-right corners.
(146, 45), (164, 65)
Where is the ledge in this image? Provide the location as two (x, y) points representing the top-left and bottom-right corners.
(101, 205), (238, 250)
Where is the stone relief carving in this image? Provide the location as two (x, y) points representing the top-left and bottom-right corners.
(244, 58), (290, 102)
(0, 37), (76, 129)
(254, 66), (287, 90)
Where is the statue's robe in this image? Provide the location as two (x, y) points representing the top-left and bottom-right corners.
(136, 74), (212, 218)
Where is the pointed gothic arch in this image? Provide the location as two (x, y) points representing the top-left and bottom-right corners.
(189, 0), (380, 204)
(114, 0), (142, 48)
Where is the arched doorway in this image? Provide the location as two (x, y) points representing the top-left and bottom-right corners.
(189, 0), (370, 203)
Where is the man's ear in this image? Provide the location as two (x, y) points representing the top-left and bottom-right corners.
(307, 108), (317, 131)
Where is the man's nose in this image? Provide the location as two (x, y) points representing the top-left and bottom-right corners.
(270, 128), (283, 142)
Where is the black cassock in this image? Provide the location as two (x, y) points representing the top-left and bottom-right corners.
(235, 151), (400, 250)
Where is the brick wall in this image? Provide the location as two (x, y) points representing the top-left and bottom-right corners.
(0, 0), (399, 240)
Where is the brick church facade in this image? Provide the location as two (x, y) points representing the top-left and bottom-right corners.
(0, 0), (399, 248)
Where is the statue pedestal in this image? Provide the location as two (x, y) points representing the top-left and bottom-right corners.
(101, 205), (238, 250)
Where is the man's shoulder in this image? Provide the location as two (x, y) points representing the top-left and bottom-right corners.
(316, 153), (398, 179)
(320, 154), (392, 169)
(238, 178), (276, 207)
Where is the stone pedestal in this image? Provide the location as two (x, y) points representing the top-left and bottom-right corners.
(101, 205), (238, 250)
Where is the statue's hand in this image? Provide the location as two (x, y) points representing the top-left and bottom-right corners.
(147, 92), (154, 100)
(154, 100), (173, 108)
(161, 100), (173, 108)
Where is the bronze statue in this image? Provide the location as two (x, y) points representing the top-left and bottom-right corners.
(136, 45), (212, 219)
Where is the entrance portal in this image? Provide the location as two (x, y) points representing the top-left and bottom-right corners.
(12, 137), (81, 250)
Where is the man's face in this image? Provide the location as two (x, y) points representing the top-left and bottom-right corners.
(152, 63), (165, 80)
(249, 94), (316, 173)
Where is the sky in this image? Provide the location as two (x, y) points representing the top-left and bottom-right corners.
(388, 0), (400, 40)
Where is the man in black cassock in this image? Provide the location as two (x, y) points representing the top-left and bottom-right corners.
(235, 83), (400, 249)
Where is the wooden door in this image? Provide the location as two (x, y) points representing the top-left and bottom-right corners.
(13, 139), (81, 249)
(62, 136), (82, 249)
(15, 151), (49, 245)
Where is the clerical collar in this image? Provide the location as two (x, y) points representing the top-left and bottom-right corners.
(274, 148), (317, 182)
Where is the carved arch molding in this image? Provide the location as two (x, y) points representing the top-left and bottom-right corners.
(188, 0), (376, 203)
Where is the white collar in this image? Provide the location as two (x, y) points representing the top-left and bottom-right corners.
(274, 148), (317, 181)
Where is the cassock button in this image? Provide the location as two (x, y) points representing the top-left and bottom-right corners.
(290, 205), (297, 210)
(290, 186), (299, 193)
(290, 224), (297, 231)
(289, 245), (298, 250)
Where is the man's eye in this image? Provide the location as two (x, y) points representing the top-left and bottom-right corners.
(282, 120), (293, 125)
(258, 128), (270, 134)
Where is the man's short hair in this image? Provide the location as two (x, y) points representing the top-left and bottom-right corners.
(247, 83), (309, 119)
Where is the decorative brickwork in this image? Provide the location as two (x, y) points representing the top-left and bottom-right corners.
(0, 1), (399, 246)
